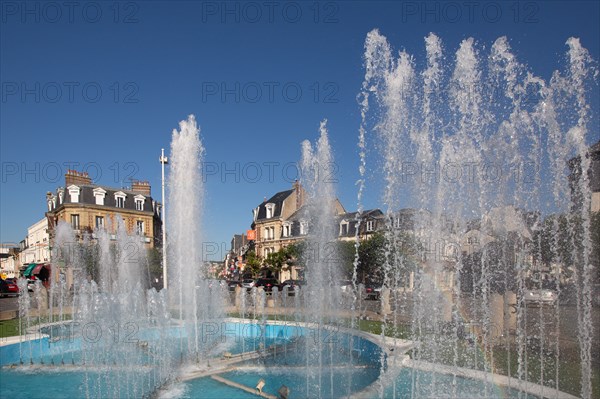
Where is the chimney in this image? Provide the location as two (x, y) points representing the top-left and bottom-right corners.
(65, 170), (92, 186)
(131, 180), (151, 195)
(294, 180), (304, 209)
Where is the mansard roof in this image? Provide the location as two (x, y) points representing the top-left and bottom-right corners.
(56, 184), (156, 213)
(255, 189), (294, 220)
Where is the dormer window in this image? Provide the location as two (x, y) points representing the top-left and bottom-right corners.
(253, 207), (259, 222)
(300, 220), (308, 235)
(339, 220), (349, 236)
(58, 189), (64, 204)
(265, 203), (275, 219)
(114, 191), (126, 208)
(366, 220), (374, 232)
(68, 185), (80, 203)
(134, 194), (146, 211)
(93, 187), (107, 205)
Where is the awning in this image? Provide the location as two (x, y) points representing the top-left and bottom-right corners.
(23, 263), (37, 277)
(32, 264), (44, 274)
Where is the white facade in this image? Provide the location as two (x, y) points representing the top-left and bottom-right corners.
(21, 218), (50, 265)
(0, 245), (20, 278)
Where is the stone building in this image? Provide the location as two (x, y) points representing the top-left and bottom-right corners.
(45, 170), (163, 248)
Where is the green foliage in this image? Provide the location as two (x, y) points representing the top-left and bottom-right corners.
(355, 232), (419, 284)
(531, 211), (599, 284)
(245, 250), (262, 277)
(278, 232), (419, 283)
(356, 232), (386, 282)
(461, 237), (520, 294)
(337, 240), (357, 278)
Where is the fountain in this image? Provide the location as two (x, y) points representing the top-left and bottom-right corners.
(0, 30), (597, 399)
(356, 30), (597, 399)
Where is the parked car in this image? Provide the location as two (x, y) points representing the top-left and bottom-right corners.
(241, 279), (256, 290)
(254, 278), (280, 292)
(27, 279), (37, 292)
(337, 280), (353, 293)
(364, 283), (382, 300)
(280, 279), (305, 295)
(227, 280), (242, 291)
(524, 289), (557, 305)
(0, 279), (19, 297)
(205, 279), (227, 290)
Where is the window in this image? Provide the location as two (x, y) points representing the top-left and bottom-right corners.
(270, 227), (275, 240)
(366, 220), (374, 232)
(393, 217), (401, 229)
(134, 195), (146, 211)
(265, 203), (275, 219)
(264, 247), (274, 257)
(115, 191), (126, 208)
(282, 224), (291, 238)
(300, 220), (308, 235)
(467, 236), (478, 245)
(95, 216), (104, 229)
(136, 220), (144, 235)
(71, 214), (80, 230)
(340, 221), (348, 236)
(68, 185), (80, 203)
(93, 188), (107, 205)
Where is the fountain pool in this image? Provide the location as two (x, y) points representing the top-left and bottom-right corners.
(0, 319), (561, 399)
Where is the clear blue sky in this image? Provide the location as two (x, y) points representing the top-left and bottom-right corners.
(1, 1), (599, 260)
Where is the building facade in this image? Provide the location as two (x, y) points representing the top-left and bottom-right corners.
(21, 218), (50, 265)
(0, 244), (21, 278)
(249, 182), (393, 281)
(251, 181), (308, 259)
(45, 170), (163, 248)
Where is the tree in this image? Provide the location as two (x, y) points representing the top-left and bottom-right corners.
(355, 231), (419, 284)
(244, 250), (262, 278)
(532, 211), (599, 285)
(357, 233), (386, 283)
(145, 247), (163, 288)
(461, 237), (519, 294)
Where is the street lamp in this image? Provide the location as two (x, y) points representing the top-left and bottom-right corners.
(159, 149), (169, 289)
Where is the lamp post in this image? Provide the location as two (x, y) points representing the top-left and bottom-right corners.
(159, 148), (168, 289)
